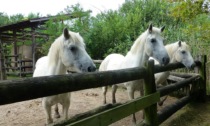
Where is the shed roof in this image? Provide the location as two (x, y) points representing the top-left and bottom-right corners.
(0, 14), (75, 32)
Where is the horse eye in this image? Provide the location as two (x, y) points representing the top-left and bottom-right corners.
(151, 39), (156, 43)
(70, 46), (76, 52)
(181, 51), (186, 54)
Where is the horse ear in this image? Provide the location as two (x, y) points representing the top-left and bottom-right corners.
(161, 26), (165, 32)
(63, 28), (70, 39)
(178, 41), (182, 47)
(148, 23), (153, 33)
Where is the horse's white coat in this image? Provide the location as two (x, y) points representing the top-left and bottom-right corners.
(154, 41), (195, 86)
(33, 28), (96, 124)
(151, 41), (195, 105)
(100, 24), (169, 117)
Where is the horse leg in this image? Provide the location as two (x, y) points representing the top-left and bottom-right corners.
(102, 86), (108, 104)
(54, 104), (60, 118)
(42, 99), (53, 124)
(158, 81), (168, 106)
(62, 101), (70, 120)
(139, 84), (145, 119)
(140, 83), (144, 97)
(62, 93), (71, 120)
(112, 85), (118, 104)
(127, 88), (136, 124)
(158, 95), (168, 106)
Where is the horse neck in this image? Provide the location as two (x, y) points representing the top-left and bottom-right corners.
(165, 44), (178, 63)
(47, 40), (67, 75)
(125, 35), (149, 67)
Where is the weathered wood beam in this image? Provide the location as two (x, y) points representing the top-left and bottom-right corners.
(51, 103), (122, 126)
(154, 62), (185, 74)
(13, 30), (17, 67)
(168, 75), (185, 82)
(0, 39), (6, 80)
(157, 75), (200, 97)
(0, 67), (146, 105)
(93, 60), (103, 64)
(53, 92), (159, 126)
(170, 72), (199, 78)
(197, 55), (207, 102)
(1, 33), (48, 38)
(154, 60), (201, 74)
(143, 60), (158, 126)
(157, 95), (192, 124)
(31, 27), (36, 71)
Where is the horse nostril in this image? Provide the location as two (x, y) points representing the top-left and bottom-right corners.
(191, 63), (196, 69)
(162, 57), (170, 65)
(88, 66), (96, 72)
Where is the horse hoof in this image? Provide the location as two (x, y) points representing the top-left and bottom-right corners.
(132, 119), (136, 125)
(46, 118), (53, 125)
(112, 100), (116, 104)
(103, 101), (106, 105)
(54, 114), (60, 118)
(158, 102), (163, 106)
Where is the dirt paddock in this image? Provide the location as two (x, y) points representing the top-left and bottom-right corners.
(0, 88), (177, 126)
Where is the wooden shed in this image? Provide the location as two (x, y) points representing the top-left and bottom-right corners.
(0, 14), (79, 79)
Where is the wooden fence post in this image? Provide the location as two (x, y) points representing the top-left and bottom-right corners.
(198, 55), (207, 102)
(143, 60), (158, 126)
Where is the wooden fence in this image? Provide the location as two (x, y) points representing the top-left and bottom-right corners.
(0, 56), (206, 126)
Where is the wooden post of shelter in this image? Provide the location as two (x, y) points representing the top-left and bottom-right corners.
(31, 27), (36, 71)
(0, 38), (6, 80)
(0, 45), (1, 79)
(13, 30), (18, 67)
(142, 60), (158, 126)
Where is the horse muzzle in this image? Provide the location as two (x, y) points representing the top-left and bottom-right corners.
(162, 57), (170, 66)
(87, 65), (96, 72)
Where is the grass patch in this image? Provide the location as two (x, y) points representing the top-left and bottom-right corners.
(161, 101), (210, 126)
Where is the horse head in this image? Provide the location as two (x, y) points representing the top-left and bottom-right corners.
(144, 24), (169, 66)
(60, 28), (96, 72)
(174, 41), (195, 69)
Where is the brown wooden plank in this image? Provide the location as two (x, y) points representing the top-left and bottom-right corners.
(0, 67), (146, 105)
(143, 60), (158, 126)
(66, 92), (159, 126)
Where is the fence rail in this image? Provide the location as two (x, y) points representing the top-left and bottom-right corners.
(0, 55), (206, 126)
(0, 66), (146, 105)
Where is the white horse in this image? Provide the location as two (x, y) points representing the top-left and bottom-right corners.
(152, 41), (195, 105)
(33, 28), (96, 124)
(100, 24), (170, 123)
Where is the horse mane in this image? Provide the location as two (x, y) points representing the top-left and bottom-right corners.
(47, 31), (85, 66)
(165, 41), (190, 58)
(129, 27), (162, 54)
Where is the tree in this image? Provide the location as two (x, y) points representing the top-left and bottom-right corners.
(40, 4), (91, 55)
(9, 14), (24, 23)
(0, 12), (9, 26)
(169, 0), (210, 57)
(86, 0), (177, 59)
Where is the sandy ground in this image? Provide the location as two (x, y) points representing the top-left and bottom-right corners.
(0, 87), (177, 126)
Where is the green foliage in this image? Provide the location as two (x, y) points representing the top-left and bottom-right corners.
(168, 0), (210, 58)
(86, 0), (176, 59)
(0, 12), (10, 26)
(40, 16), (66, 55)
(9, 14), (24, 23)
(182, 14), (210, 56)
(40, 4), (91, 55)
(169, 0), (205, 22)
(0, 0), (209, 60)
(27, 12), (41, 19)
